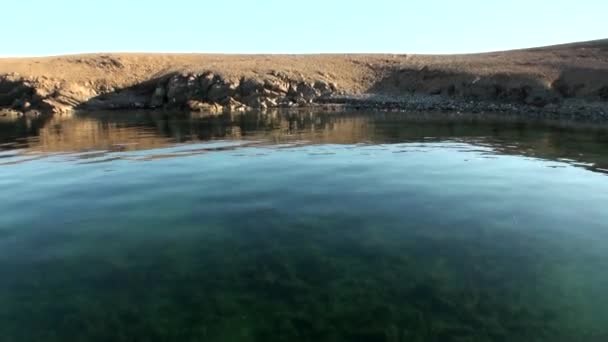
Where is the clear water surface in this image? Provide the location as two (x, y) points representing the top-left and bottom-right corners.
(1, 110), (608, 342)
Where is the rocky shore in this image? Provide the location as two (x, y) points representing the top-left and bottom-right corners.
(1, 39), (607, 120)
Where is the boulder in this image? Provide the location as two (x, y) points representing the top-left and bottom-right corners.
(207, 78), (239, 103)
(241, 94), (265, 108)
(287, 82), (299, 97)
(52, 82), (99, 107)
(200, 73), (216, 92)
(166, 74), (190, 104)
(313, 80), (335, 96)
(164, 73), (212, 106)
(207, 83), (231, 103)
(240, 77), (265, 97)
(293, 82), (320, 102)
(226, 79), (241, 93)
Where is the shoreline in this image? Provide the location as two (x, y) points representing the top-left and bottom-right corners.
(4, 101), (608, 132)
(2, 94), (608, 124)
(1, 39), (607, 121)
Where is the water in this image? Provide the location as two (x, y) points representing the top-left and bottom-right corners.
(1, 110), (608, 342)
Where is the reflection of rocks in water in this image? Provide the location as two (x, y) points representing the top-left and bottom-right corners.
(35, 116), (172, 152)
(184, 110), (372, 144)
(1, 110), (608, 173)
(5, 111), (373, 152)
(0, 114), (54, 149)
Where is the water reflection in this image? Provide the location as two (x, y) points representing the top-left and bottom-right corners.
(1, 110), (608, 174)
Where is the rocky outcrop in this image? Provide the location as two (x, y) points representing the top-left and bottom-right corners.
(0, 73), (103, 115)
(0, 74), (37, 111)
(0, 71), (345, 115)
(140, 72), (340, 112)
(2, 39), (608, 117)
(1, 63), (607, 117)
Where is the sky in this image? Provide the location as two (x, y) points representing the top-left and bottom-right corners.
(2, 0), (606, 56)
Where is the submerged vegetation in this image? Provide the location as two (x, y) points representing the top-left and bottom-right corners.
(1, 110), (608, 341)
(0, 216), (596, 341)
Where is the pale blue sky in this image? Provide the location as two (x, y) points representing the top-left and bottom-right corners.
(3, 0), (606, 56)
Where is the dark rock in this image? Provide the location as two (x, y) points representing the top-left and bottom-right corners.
(294, 82), (320, 101)
(313, 80), (335, 96)
(287, 82), (299, 97)
(165, 73), (215, 105)
(207, 83), (230, 103)
(240, 94), (261, 108)
(0, 81), (34, 107)
(149, 85), (166, 107)
(199, 73), (216, 92)
(166, 74), (190, 104)
(240, 77), (265, 97)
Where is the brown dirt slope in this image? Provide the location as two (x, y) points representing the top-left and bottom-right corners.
(1, 39), (607, 115)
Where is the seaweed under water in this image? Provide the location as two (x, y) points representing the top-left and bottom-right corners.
(1, 111), (608, 342)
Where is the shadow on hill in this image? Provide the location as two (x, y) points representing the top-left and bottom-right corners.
(76, 74), (176, 111)
(551, 67), (608, 100)
(0, 77), (36, 108)
(367, 66), (608, 106)
(63, 65), (608, 112)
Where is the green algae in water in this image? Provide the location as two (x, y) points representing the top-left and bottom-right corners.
(1, 111), (608, 341)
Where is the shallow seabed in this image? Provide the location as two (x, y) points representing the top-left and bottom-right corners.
(1, 110), (608, 342)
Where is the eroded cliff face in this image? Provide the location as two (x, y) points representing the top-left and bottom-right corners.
(0, 71), (343, 116)
(0, 73), (111, 116)
(87, 71), (341, 112)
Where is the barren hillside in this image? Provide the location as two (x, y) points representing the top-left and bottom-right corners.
(1, 39), (607, 117)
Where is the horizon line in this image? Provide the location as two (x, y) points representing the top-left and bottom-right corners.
(1, 38), (606, 59)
